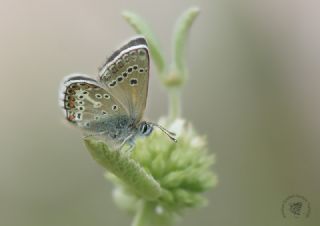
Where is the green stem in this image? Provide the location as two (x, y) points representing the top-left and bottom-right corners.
(168, 88), (181, 122)
(132, 201), (175, 226)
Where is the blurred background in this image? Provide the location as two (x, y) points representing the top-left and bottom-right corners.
(0, 0), (319, 225)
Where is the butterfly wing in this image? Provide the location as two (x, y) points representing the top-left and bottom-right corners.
(98, 36), (149, 124)
(59, 74), (133, 149)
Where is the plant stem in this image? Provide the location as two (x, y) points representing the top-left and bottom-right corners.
(168, 88), (181, 122)
(132, 201), (175, 226)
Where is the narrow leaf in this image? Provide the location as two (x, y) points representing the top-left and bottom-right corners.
(172, 7), (200, 78)
(122, 11), (166, 75)
(84, 139), (162, 201)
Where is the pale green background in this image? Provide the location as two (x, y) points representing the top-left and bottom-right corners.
(0, 0), (319, 226)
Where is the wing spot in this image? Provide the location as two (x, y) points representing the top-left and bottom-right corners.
(123, 53), (130, 63)
(130, 78), (138, 86)
(66, 89), (74, 95)
(102, 71), (111, 81)
(117, 76), (124, 82)
(110, 64), (117, 73)
(112, 105), (119, 111)
(130, 50), (137, 61)
(103, 94), (110, 99)
(76, 112), (82, 120)
(138, 49), (147, 58)
(94, 102), (102, 108)
(77, 106), (85, 111)
(127, 67), (133, 74)
(116, 59), (124, 69)
(122, 72), (128, 78)
(108, 80), (117, 88)
(101, 110), (107, 115)
(65, 102), (70, 109)
(95, 93), (102, 99)
(133, 65), (138, 70)
(68, 114), (76, 121)
(139, 68), (144, 73)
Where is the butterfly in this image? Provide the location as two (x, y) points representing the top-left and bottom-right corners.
(59, 36), (177, 151)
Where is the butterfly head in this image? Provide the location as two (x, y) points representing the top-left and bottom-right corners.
(138, 121), (177, 143)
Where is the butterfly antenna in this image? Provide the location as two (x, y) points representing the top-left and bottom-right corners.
(149, 122), (177, 143)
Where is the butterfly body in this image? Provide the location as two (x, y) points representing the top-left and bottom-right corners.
(59, 37), (175, 151)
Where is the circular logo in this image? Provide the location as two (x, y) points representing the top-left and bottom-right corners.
(281, 194), (310, 218)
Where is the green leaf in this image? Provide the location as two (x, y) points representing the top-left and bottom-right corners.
(171, 7), (200, 79)
(84, 139), (162, 201)
(122, 11), (166, 76)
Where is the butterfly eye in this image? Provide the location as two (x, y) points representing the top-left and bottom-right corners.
(139, 122), (153, 136)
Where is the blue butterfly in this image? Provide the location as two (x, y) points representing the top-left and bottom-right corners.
(59, 37), (176, 151)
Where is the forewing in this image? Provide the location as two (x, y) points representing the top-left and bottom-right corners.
(98, 37), (149, 123)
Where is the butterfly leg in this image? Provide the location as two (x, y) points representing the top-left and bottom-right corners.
(123, 141), (136, 154)
(83, 131), (108, 139)
(117, 135), (136, 154)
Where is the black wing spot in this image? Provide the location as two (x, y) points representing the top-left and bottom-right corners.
(130, 78), (138, 86)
